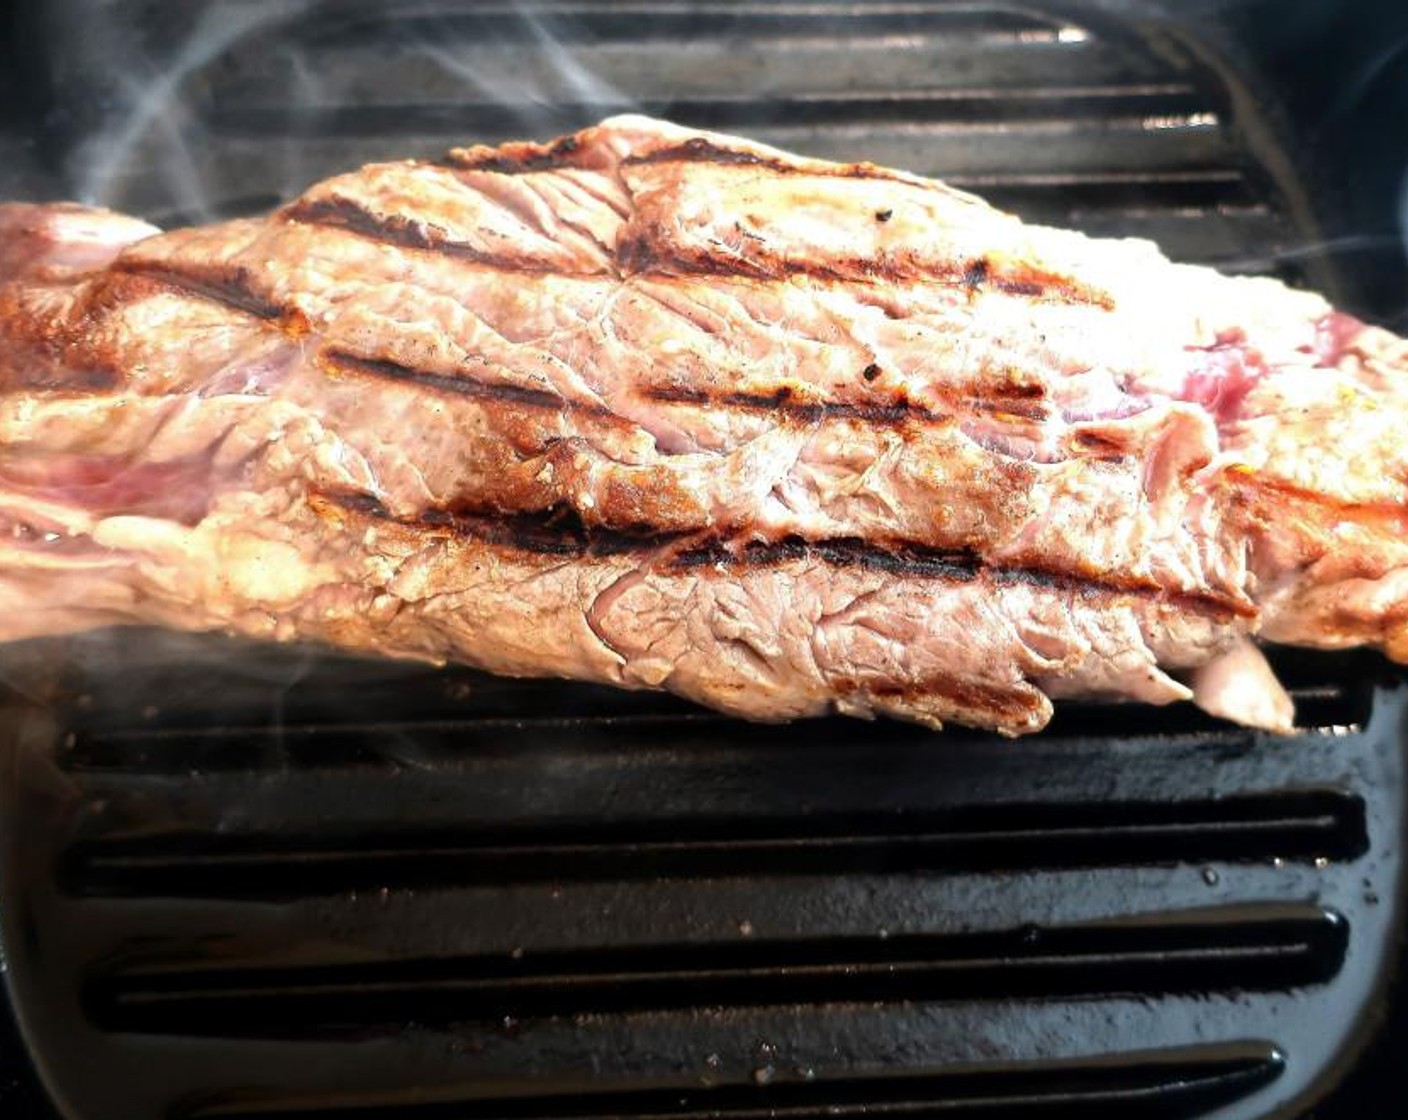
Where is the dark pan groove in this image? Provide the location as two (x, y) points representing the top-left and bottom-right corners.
(178, 1042), (1284, 1119)
(962, 169), (1250, 210)
(61, 790), (1367, 899)
(84, 905), (1345, 1036)
(55, 671), (1372, 768)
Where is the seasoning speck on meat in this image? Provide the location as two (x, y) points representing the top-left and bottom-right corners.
(3, 116), (1407, 736)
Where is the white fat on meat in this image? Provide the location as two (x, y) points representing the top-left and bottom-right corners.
(1190, 637), (1295, 734)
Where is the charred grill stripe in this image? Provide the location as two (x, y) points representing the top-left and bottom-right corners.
(319, 349), (638, 435)
(995, 277), (1048, 299)
(962, 256), (1114, 309)
(623, 137), (910, 185)
(436, 134), (590, 175)
(110, 260), (286, 321)
(872, 675), (1048, 725)
(645, 384), (922, 425)
(290, 178), (1104, 305)
(283, 197), (606, 276)
(678, 539), (1251, 618)
(315, 490), (688, 559)
(815, 538), (981, 581)
(618, 141), (1110, 306)
(317, 492), (1251, 619)
(673, 537), (983, 583)
(1231, 472), (1408, 523)
(617, 235), (1111, 307)
(321, 349), (566, 412)
(642, 384), (1048, 425)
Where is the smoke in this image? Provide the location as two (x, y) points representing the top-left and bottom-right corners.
(1209, 233), (1407, 276)
(70, 1), (633, 226)
(75, 1), (316, 223)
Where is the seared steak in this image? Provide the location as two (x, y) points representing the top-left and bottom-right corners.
(1, 116), (1403, 735)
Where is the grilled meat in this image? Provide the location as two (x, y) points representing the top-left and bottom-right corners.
(1, 116), (1405, 735)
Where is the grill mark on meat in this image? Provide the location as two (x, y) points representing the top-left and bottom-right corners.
(642, 383), (1050, 424)
(284, 196), (608, 276)
(1230, 471), (1408, 530)
(316, 489), (687, 559)
(617, 227), (917, 286)
(644, 383), (926, 425)
(318, 491), (1252, 620)
(318, 349), (649, 447)
(673, 537), (983, 582)
(1, 266), (273, 393)
(960, 255), (1091, 303)
(322, 348), (570, 412)
(0, 286), (121, 391)
(111, 259), (287, 322)
(623, 137), (909, 185)
(872, 675), (1047, 728)
(676, 536), (1249, 617)
(437, 134), (591, 175)
(1070, 428), (1133, 458)
(2, 265), (309, 395)
(617, 227), (1112, 307)
(614, 145), (1112, 307)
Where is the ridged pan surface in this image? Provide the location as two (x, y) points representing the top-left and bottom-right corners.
(0, 633), (1401, 1120)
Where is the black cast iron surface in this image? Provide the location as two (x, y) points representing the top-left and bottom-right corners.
(2, 1), (1408, 1117)
(0, 636), (1403, 1120)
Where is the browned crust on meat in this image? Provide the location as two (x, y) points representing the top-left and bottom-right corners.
(313, 488), (692, 558)
(111, 258), (289, 322)
(642, 383), (942, 426)
(641, 382), (1050, 424)
(316, 350), (662, 467)
(315, 489), (1255, 621)
(438, 133), (910, 185)
(870, 675), (1049, 730)
(1228, 469), (1408, 582)
(437, 133), (595, 175)
(283, 196), (611, 276)
(0, 270), (183, 392)
(957, 254), (1114, 309)
(1, 259), (308, 394)
(1232, 471), (1408, 527)
(308, 132), (1112, 306)
(622, 136), (912, 184)
(615, 222), (1111, 307)
(321, 349), (570, 413)
(0, 287), (116, 391)
(610, 139), (1113, 306)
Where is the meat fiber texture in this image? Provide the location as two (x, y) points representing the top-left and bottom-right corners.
(1, 116), (1404, 736)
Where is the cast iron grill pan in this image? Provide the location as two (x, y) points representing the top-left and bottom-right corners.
(0, 3), (1403, 1119)
(0, 634), (1401, 1120)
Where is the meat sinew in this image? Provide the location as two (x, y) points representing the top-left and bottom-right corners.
(1, 116), (1404, 735)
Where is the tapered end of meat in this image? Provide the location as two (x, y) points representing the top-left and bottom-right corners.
(0, 203), (159, 282)
(1190, 638), (1295, 734)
